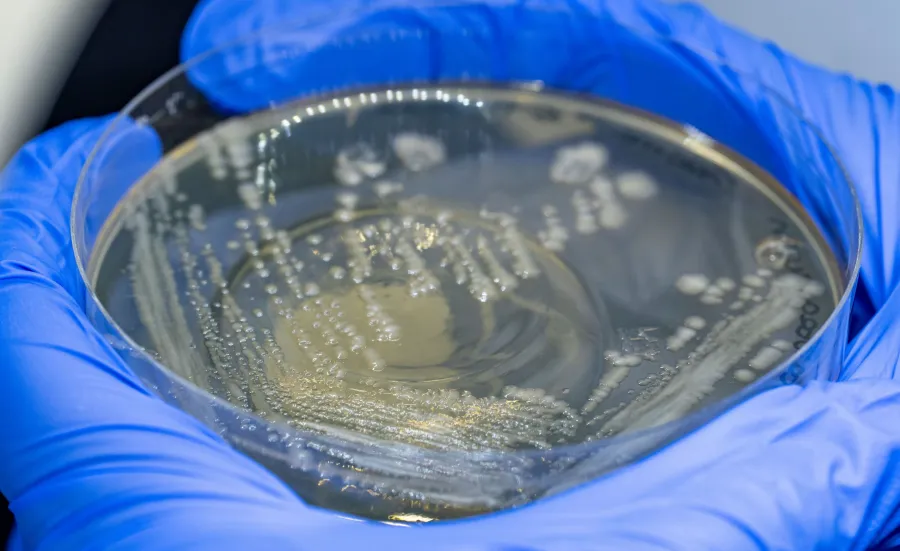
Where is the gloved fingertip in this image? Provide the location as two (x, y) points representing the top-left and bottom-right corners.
(179, 0), (242, 62)
(2, 117), (112, 182)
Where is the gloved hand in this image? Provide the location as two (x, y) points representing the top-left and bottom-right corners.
(3, 1), (900, 550)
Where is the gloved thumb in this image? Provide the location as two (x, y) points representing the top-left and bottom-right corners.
(0, 118), (342, 550)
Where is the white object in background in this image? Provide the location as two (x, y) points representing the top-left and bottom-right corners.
(0, 0), (109, 166)
(670, 0), (900, 88)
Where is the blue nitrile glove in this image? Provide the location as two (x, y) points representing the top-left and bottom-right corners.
(3, 0), (900, 549)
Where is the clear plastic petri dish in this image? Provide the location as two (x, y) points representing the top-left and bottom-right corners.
(73, 9), (861, 523)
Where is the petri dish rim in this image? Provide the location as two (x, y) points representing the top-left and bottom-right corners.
(84, 81), (847, 300)
(71, 16), (864, 484)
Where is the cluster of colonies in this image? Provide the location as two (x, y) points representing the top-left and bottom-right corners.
(580, 267), (824, 437)
(541, 142), (658, 250)
(132, 100), (825, 452)
(131, 124), (595, 452)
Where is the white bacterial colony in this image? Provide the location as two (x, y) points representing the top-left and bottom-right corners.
(549, 142), (609, 185)
(616, 170), (659, 200)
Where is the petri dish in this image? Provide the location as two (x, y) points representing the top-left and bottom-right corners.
(73, 11), (861, 523)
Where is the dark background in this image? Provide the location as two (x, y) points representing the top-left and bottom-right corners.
(2, 0), (202, 541)
(43, 0), (202, 131)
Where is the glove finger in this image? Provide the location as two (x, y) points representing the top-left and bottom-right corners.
(0, 119), (338, 550)
(845, 277), (900, 381)
(0, 118), (116, 298)
(1, 116), (162, 300)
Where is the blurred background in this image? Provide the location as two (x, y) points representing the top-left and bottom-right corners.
(0, 0), (890, 166)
